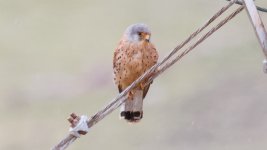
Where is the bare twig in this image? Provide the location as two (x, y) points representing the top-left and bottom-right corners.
(243, 0), (267, 56)
(52, 2), (246, 150)
(242, 0), (267, 73)
(225, 0), (267, 13)
(148, 6), (245, 84)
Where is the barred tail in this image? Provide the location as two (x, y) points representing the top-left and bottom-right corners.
(120, 90), (143, 123)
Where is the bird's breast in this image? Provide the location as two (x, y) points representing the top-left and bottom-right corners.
(114, 40), (157, 89)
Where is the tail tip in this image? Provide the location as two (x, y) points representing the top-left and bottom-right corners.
(120, 111), (143, 123)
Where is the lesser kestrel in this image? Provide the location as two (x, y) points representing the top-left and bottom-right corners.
(113, 23), (158, 122)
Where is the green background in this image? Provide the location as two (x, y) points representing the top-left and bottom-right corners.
(0, 0), (267, 150)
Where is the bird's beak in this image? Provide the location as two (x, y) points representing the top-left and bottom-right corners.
(145, 34), (150, 42)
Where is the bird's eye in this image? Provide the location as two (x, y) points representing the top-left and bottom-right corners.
(138, 32), (142, 36)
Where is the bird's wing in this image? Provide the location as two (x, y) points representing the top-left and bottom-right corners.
(142, 83), (150, 98)
(113, 39), (127, 93)
(142, 43), (158, 98)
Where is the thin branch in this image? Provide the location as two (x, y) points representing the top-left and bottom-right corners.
(225, 0), (267, 13)
(148, 6), (245, 84)
(52, 1), (245, 150)
(243, 0), (267, 57)
(243, 0), (267, 73)
(156, 0), (236, 68)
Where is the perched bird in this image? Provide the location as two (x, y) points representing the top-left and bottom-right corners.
(113, 23), (158, 122)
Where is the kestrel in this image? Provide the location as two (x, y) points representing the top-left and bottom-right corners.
(113, 23), (158, 122)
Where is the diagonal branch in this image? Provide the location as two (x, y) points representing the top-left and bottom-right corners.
(52, 1), (245, 150)
(225, 0), (267, 13)
(243, 0), (267, 63)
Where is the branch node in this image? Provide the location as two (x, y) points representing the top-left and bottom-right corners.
(68, 114), (89, 138)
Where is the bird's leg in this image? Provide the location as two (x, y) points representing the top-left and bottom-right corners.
(142, 69), (158, 87)
(140, 82), (146, 90)
(149, 68), (159, 83)
(128, 91), (134, 100)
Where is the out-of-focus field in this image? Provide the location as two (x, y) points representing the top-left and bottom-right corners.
(0, 0), (267, 150)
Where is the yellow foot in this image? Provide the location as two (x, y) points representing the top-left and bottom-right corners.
(128, 91), (134, 100)
(140, 83), (146, 90)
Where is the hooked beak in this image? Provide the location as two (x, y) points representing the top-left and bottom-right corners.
(144, 34), (150, 42)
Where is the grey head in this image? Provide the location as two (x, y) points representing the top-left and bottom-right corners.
(124, 23), (151, 42)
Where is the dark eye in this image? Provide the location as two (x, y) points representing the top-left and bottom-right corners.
(138, 32), (142, 36)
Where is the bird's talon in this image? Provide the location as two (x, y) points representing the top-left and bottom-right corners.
(128, 91), (134, 100)
(140, 83), (145, 90)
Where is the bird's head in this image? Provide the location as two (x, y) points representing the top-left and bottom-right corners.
(124, 23), (151, 43)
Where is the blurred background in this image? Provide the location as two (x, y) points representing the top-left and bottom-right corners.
(0, 0), (267, 150)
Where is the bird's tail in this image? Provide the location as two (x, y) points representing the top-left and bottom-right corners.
(120, 90), (143, 123)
